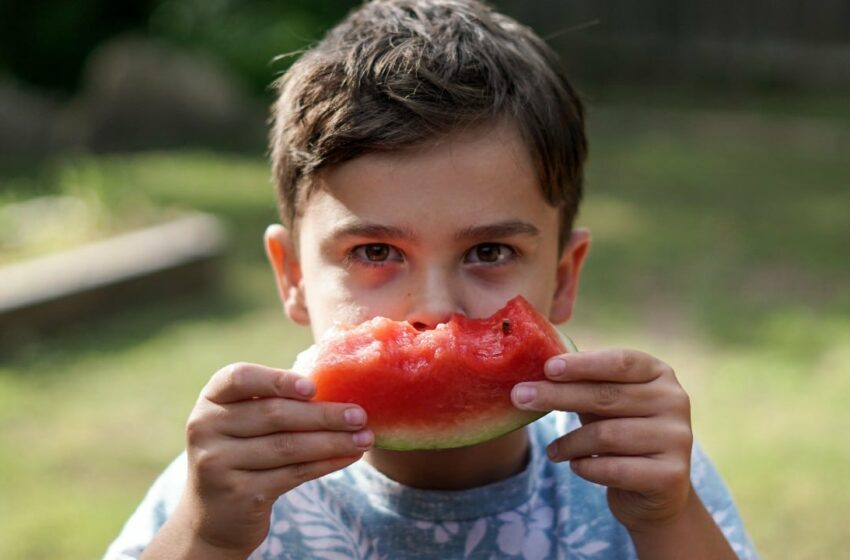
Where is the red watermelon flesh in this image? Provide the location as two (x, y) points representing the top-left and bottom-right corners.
(293, 295), (575, 450)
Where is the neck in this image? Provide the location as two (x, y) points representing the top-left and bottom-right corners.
(364, 428), (530, 490)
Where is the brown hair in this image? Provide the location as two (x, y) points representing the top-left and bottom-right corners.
(269, 0), (587, 244)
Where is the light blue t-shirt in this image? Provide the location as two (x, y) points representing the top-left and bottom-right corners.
(104, 411), (757, 559)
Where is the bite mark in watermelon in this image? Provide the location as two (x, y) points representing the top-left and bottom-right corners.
(293, 296), (576, 451)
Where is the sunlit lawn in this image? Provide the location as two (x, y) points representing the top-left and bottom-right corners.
(1, 102), (849, 559)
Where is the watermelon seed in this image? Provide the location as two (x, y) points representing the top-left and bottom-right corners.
(501, 319), (511, 335)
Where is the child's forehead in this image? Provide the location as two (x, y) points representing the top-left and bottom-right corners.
(287, 118), (544, 238)
(379, 119), (530, 164)
(316, 119), (536, 195)
(297, 121), (556, 241)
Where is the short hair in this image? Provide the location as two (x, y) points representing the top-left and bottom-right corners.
(269, 0), (587, 244)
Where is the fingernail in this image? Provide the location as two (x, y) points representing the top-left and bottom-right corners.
(344, 407), (365, 426)
(294, 378), (315, 397)
(546, 358), (566, 378)
(352, 430), (373, 448)
(546, 443), (558, 461)
(513, 384), (537, 406)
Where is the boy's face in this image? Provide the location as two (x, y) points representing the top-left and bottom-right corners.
(266, 120), (589, 340)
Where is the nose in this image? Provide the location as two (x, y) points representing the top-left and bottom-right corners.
(405, 267), (463, 330)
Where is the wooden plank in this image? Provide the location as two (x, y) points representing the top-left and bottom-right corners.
(0, 213), (225, 341)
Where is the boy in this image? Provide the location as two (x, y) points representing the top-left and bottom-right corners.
(106, 1), (757, 558)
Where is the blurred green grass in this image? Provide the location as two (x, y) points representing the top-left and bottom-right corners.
(1, 103), (849, 559)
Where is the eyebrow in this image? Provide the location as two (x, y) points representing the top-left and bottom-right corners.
(328, 222), (417, 242)
(323, 219), (539, 253)
(321, 222), (417, 256)
(454, 220), (540, 242)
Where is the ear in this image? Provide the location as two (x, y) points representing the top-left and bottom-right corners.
(264, 224), (310, 325)
(549, 228), (591, 325)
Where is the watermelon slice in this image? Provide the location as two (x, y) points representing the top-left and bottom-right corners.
(293, 295), (576, 450)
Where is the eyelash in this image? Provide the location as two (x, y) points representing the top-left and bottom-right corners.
(347, 244), (405, 268)
(464, 243), (517, 266)
(346, 243), (518, 268)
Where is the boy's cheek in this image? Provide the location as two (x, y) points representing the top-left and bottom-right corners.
(304, 289), (379, 337)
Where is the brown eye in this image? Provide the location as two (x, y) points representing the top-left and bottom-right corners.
(475, 243), (501, 263)
(352, 243), (402, 264)
(465, 243), (515, 265)
(364, 244), (390, 261)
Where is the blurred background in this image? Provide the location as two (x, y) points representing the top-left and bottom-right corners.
(1, 1), (848, 558)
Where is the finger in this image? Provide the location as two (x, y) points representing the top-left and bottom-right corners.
(512, 379), (661, 416)
(203, 363), (315, 404)
(543, 349), (673, 384)
(569, 455), (689, 494)
(577, 412), (606, 425)
(216, 399), (367, 437)
(546, 418), (692, 462)
(230, 430), (374, 471)
(256, 454), (364, 495)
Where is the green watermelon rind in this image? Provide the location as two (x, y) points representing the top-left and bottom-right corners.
(559, 331), (579, 353)
(376, 410), (550, 451)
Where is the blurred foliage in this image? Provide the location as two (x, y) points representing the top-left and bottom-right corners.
(1, 2), (849, 557)
(148, 0), (358, 97)
(4, 0), (850, 98)
(0, 1), (158, 92)
(0, 0), (359, 96)
(0, 160), (180, 265)
(1, 100), (849, 558)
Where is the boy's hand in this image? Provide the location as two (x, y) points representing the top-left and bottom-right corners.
(512, 349), (693, 532)
(172, 363), (373, 556)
